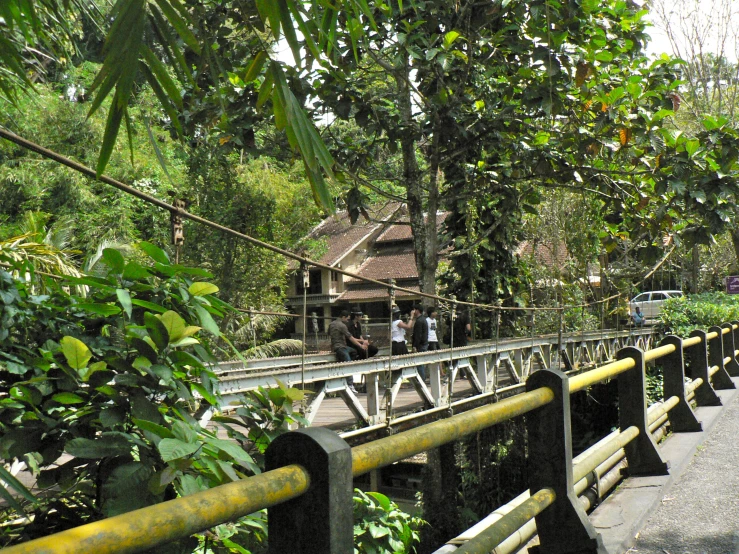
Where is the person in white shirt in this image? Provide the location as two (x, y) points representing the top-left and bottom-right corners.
(427, 306), (440, 351)
(391, 306), (412, 355)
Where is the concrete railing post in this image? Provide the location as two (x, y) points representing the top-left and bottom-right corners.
(707, 326), (735, 389)
(616, 347), (669, 476)
(659, 336), (702, 432)
(720, 323), (739, 376)
(265, 427), (353, 554)
(686, 330), (724, 405)
(525, 368), (606, 554)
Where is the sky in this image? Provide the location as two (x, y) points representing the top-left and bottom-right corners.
(643, 0), (738, 61)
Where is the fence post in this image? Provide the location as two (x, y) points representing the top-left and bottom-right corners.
(659, 336), (702, 432)
(265, 427), (353, 553)
(616, 347), (669, 476)
(525, 368), (606, 554)
(707, 326), (736, 389)
(721, 323), (739, 376)
(686, 330), (724, 405)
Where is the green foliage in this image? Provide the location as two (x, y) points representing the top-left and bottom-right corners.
(0, 240), (255, 548)
(456, 421), (528, 532)
(353, 489), (424, 554)
(183, 144), (321, 311)
(659, 292), (739, 337)
(0, 83), (180, 252)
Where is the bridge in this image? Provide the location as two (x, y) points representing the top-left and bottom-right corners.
(2, 322), (738, 554)
(213, 327), (655, 433)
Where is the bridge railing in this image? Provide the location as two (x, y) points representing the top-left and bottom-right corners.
(3, 322), (738, 554)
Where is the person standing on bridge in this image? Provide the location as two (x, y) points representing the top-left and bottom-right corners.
(391, 306), (412, 355)
(411, 305), (429, 380)
(427, 306), (440, 352)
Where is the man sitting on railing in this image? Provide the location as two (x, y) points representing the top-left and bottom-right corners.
(329, 311), (368, 393)
(347, 307), (379, 359)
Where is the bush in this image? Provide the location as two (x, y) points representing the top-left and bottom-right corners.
(659, 292), (739, 337)
(0, 241), (255, 550)
(353, 489), (424, 554)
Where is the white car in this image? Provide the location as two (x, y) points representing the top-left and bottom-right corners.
(629, 290), (684, 320)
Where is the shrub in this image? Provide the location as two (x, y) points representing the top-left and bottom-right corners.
(659, 292), (739, 337)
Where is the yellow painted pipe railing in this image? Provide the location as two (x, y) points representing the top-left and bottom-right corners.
(2, 324), (732, 554)
(351, 386), (554, 476)
(454, 488), (556, 554)
(0, 465), (310, 554)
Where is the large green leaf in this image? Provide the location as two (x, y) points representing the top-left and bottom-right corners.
(116, 288), (133, 318)
(102, 248), (126, 273)
(138, 241), (170, 265)
(205, 438), (254, 465)
(158, 438), (200, 462)
(60, 336), (92, 370)
(65, 434), (132, 458)
(0, 464), (36, 505)
(194, 304), (221, 336)
(131, 299), (168, 313)
(270, 62), (335, 212)
(76, 303), (122, 316)
(52, 392), (85, 404)
(133, 418), (176, 439)
(145, 311), (170, 350)
(153, 0), (201, 55)
(188, 282), (219, 296)
(157, 310), (186, 342)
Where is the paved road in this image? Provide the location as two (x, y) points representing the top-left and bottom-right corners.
(629, 392), (739, 554)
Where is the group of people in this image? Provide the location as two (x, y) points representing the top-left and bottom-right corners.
(328, 304), (471, 386)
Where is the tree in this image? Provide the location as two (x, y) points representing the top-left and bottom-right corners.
(651, 0), (739, 128)
(651, 0), (739, 265)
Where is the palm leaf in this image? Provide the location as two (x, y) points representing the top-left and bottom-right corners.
(242, 339), (304, 359)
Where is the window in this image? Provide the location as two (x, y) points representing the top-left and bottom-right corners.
(296, 270), (323, 295)
(651, 293), (666, 301)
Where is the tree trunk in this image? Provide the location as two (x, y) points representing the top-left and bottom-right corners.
(691, 245), (700, 293)
(420, 443), (461, 553)
(395, 53), (439, 303)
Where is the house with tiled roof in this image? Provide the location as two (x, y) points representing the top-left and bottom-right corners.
(286, 204), (447, 336)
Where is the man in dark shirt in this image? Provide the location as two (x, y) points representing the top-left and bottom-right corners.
(452, 309), (471, 347)
(347, 307), (378, 359)
(329, 310), (367, 361)
(411, 305), (429, 380)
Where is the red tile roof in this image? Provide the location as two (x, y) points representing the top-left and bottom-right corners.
(292, 202), (402, 268)
(348, 244), (419, 282)
(515, 240), (570, 268)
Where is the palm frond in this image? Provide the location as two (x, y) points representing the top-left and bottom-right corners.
(0, 234), (83, 293)
(241, 339), (304, 359)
